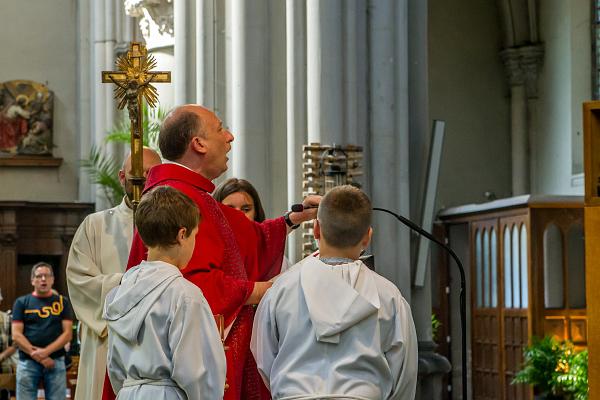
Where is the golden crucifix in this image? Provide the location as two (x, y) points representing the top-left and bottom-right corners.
(101, 42), (171, 209)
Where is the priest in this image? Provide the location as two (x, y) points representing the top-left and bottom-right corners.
(102, 104), (319, 400)
(66, 147), (162, 400)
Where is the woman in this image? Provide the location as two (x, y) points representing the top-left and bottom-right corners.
(213, 178), (266, 222)
(213, 178), (289, 272)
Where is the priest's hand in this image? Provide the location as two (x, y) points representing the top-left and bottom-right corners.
(286, 195), (322, 233)
(245, 281), (273, 305)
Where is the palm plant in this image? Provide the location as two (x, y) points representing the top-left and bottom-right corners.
(81, 105), (166, 207)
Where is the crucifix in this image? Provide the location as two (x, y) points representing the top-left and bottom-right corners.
(102, 42), (171, 209)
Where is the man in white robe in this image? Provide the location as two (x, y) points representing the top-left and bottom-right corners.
(103, 186), (226, 399)
(66, 148), (161, 400)
(251, 185), (418, 400)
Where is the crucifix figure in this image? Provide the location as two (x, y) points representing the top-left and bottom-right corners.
(102, 42), (171, 209)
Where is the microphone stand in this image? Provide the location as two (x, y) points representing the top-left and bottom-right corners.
(372, 207), (467, 400)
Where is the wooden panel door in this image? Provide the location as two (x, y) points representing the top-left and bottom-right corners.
(499, 216), (530, 400)
(471, 219), (502, 400)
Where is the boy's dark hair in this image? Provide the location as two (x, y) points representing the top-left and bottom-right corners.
(212, 178), (266, 222)
(31, 262), (54, 280)
(135, 186), (200, 248)
(317, 185), (372, 248)
(159, 108), (202, 161)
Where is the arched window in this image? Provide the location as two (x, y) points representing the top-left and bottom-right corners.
(491, 229), (498, 307)
(483, 229), (490, 307)
(567, 224), (585, 309)
(504, 226), (512, 308)
(476, 229), (482, 308)
(512, 225), (520, 308)
(520, 224), (528, 308)
(544, 224), (564, 309)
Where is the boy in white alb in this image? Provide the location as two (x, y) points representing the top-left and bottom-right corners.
(251, 185), (418, 400)
(103, 186), (226, 400)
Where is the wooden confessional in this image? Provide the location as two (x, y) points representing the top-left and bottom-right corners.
(436, 195), (585, 400)
(0, 201), (94, 311)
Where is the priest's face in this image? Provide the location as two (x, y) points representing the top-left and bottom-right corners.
(195, 109), (234, 180)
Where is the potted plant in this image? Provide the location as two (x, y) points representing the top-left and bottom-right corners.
(556, 349), (588, 400)
(512, 336), (571, 399)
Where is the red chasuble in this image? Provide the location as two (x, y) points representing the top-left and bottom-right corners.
(102, 163), (286, 400)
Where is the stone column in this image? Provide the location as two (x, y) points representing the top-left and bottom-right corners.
(306, 0), (343, 144)
(174, 0), (195, 104)
(501, 45), (544, 196)
(286, 0), (307, 263)
(368, 0), (411, 299)
(196, 0), (215, 108)
(91, 0), (117, 210)
(230, 0), (272, 211)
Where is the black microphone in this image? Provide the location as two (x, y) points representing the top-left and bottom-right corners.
(290, 203), (317, 213)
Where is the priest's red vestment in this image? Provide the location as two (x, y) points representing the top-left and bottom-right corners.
(102, 163), (286, 400)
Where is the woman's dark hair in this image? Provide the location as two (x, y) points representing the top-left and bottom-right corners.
(213, 178), (266, 222)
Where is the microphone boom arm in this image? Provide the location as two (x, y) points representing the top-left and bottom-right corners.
(372, 207), (467, 400)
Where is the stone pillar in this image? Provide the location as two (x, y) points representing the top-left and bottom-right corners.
(286, 0), (307, 263)
(174, 0), (195, 104)
(368, 0), (411, 299)
(230, 0), (272, 211)
(501, 45), (544, 196)
(91, 0), (117, 210)
(306, 0), (343, 144)
(196, 0), (215, 108)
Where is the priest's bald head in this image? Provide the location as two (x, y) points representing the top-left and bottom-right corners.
(159, 105), (234, 180)
(119, 147), (162, 202)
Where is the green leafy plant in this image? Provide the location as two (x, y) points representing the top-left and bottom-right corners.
(431, 313), (442, 342)
(556, 350), (588, 400)
(81, 145), (123, 206)
(81, 105), (166, 206)
(512, 336), (588, 399)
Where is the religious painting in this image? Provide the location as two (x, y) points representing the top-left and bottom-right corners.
(0, 80), (54, 156)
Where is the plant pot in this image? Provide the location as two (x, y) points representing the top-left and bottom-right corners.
(534, 394), (566, 400)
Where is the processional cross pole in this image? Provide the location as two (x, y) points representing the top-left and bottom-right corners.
(101, 42), (171, 210)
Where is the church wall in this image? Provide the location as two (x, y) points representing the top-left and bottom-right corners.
(429, 0), (512, 209)
(0, 0), (79, 202)
(534, 0), (589, 195)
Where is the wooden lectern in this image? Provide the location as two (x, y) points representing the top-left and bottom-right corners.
(583, 101), (600, 400)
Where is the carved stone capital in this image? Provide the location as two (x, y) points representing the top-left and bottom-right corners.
(124, 0), (173, 38)
(501, 45), (544, 98)
(0, 232), (18, 246)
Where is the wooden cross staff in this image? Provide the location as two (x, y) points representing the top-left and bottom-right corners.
(102, 42), (171, 209)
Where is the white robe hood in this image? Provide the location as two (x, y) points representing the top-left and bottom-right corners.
(300, 256), (380, 344)
(103, 261), (181, 344)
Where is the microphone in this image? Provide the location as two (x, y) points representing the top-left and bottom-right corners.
(372, 207), (467, 400)
(291, 203), (317, 213)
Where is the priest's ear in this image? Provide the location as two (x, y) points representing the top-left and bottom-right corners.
(190, 135), (208, 155)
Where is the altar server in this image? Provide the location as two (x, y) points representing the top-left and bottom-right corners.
(104, 186), (226, 400)
(251, 185), (418, 400)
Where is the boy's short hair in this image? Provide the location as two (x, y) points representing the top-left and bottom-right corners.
(317, 185), (372, 248)
(135, 186), (200, 248)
